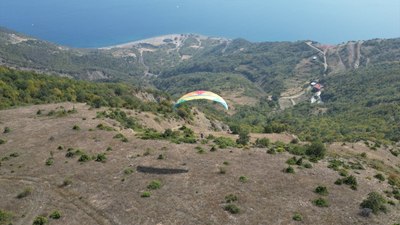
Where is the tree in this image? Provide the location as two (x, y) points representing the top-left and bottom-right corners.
(306, 140), (326, 159)
(236, 131), (250, 145)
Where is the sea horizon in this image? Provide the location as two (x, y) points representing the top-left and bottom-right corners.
(1, 0), (399, 48)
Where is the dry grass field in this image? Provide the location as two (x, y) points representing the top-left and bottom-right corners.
(0, 103), (399, 225)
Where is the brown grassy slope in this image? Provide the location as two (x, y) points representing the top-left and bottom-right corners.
(0, 103), (399, 225)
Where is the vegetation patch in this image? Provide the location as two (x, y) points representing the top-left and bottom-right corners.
(284, 166), (295, 174)
(16, 187), (32, 199)
(3, 127), (11, 133)
(239, 176), (248, 183)
(124, 168), (134, 175)
(141, 191), (151, 198)
(95, 153), (107, 162)
(374, 173), (385, 182)
(49, 210), (61, 219)
(45, 158), (54, 166)
(255, 138), (270, 148)
(213, 136), (236, 149)
(224, 204), (240, 214)
(147, 180), (162, 190)
(0, 209), (13, 225)
(313, 197), (329, 207)
(314, 186), (328, 196)
(360, 192), (387, 214)
(292, 213), (303, 221)
(96, 123), (114, 131)
(335, 175), (358, 190)
(32, 216), (48, 225)
(225, 194), (238, 203)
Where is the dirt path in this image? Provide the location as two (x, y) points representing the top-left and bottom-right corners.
(280, 90), (306, 106)
(305, 41), (328, 74)
(0, 176), (118, 225)
(354, 41), (363, 69)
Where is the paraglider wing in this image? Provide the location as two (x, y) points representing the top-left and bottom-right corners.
(175, 90), (228, 110)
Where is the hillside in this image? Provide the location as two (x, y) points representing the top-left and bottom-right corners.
(1, 27), (399, 101)
(0, 28), (400, 225)
(0, 102), (399, 225)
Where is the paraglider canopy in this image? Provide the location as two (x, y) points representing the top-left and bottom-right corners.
(174, 90), (228, 110)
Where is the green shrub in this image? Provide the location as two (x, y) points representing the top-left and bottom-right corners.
(210, 145), (217, 152)
(267, 148), (276, 154)
(315, 186), (328, 195)
(45, 158), (54, 166)
(225, 194), (238, 203)
(0, 139), (6, 145)
(0, 209), (13, 225)
(239, 176), (248, 183)
(224, 204), (240, 214)
(255, 138), (270, 148)
(96, 123), (113, 131)
(223, 161), (229, 165)
(72, 125), (80, 130)
(219, 167), (227, 174)
(334, 178), (343, 185)
(195, 146), (205, 154)
(348, 161), (365, 170)
(3, 127), (11, 133)
(284, 166), (295, 174)
(106, 146), (113, 151)
(303, 162), (313, 168)
(32, 216), (48, 225)
(17, 187), (32, 199)
(336, 175), (358, 189)
(328, 159), (344, 171)
(78, 154), (90, 162)
(360, 192), (387, 214)
(287, 144), (306, 155)
(305, 141), (326, 159)
(343, 175), (358, 186)
(374, 174), (385, 181)
(113, 133), (125, 139)
(147, 180), (162, 190)
(124, 168), (134, 175)
(141, 191), (151, 198)
(236, 131), (250, 145)
(286, 157), (297, 165)
(296, 157), (303, 166)
(214, 137), (236, 148)
(313, 197), (329, 207)
(388, 174), (400, 187)
(95, 153), (107, 162)
(157, 154), (165, 160)
(49, 210), (61, 219)
(61, 179), (72, 187)
(339, 169), (348, 177)
(57, 145), (64, 150)
(9, 152), (19, 158)
(292, 213), (303, 221)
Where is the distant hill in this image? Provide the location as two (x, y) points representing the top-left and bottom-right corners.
(1, 27), (400, 144)
(1, 27), (399, 97)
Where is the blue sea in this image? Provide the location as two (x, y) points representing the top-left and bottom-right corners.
(0, 0), (399, 48)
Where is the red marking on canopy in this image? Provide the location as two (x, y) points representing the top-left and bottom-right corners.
(196, 90), (206, 95)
